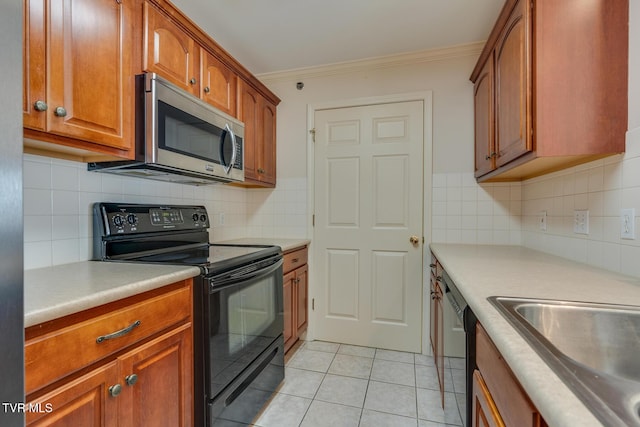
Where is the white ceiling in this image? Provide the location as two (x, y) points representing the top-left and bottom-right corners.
(170, 0), (505, 76)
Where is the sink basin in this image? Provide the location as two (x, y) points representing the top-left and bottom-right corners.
(489, 297), (640, 427)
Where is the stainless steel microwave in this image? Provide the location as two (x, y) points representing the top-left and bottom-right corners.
(89, 73), (244, 185)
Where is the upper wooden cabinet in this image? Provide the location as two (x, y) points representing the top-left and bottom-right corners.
(201, 50), (238, 117)
(471, 0), (628, 181)
(23, 0), (136, 160)
(143, 1), (200, 95)
(239, 80), (277, 187)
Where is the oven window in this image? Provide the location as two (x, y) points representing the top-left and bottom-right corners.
(158, 100), (226, 165)
(206, 265), (283, 399)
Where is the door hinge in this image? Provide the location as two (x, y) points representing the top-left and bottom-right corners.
(312, 214), (315, 227)
(312, 298), (315, 310)
(309, 128), (316, 142)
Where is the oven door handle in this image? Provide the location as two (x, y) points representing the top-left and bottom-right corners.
(209, 259), (283, 292)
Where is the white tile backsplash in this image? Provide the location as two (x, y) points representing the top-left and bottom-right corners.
(521, 129), (640, 277)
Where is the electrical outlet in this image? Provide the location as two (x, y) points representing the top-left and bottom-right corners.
(538, 211), (547, 231)
(621, 208), (636, 240)
(573, 210), (589, 235)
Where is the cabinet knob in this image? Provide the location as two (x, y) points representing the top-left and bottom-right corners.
(257, 168), (265, 174)
(204, 86), (210, 94)
(33, 100), (48, 112)
(109, 384), (122, 397)
(125, 374), (138, 386)
(485, 152), (497, 160)
(189, 77), (197, 85)
(54, 106), (67, 117)
(429, 263), (436, 268)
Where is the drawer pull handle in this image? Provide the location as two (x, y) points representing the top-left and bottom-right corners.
(291, 258), (299, 263)
(96, 320), (141, 343)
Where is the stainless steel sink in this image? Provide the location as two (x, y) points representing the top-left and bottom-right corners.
(489, 297), (640, 427)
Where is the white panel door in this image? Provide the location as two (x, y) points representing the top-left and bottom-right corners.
(314, 101), (424, 352)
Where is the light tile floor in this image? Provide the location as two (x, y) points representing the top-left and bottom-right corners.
(253, 341), (466, 427)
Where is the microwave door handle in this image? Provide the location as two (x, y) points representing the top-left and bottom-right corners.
(223, 123), (237, 174)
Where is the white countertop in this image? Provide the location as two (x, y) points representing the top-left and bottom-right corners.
(24, 262), (200, 328)
(214, 238), (310, 253)
(430, 243), (640, 427)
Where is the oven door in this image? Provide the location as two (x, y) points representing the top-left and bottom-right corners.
(205, 257), (284, 401)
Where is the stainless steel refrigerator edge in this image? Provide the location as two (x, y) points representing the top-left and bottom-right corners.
(0, 0), (25, 425)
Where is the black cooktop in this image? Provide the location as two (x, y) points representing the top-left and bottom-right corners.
(93, 203), (281, 276)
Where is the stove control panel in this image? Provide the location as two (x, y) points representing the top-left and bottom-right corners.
(95, 203), (209, 236)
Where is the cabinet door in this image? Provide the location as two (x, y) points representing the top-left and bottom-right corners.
(295, 265), (308, 335)
(201, 50), (237, 117)
(238, 81), (260, 181)
(435, 281), (445, 406)
(46, 0), (134, 150)
(23, 0), (46, 130)
(143, 2), (199, 95)
(494, 0), (530, 167)
(258, 97), (277, 186)
(26, 361), (119, 427)
(472, 370), (505, 427)
(283, 270), (296, 351)
(474, 56), (495, 178)
(238, 80), (277, 187)
(118, 323), (193, 427)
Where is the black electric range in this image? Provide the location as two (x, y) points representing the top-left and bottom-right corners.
(93, 203), (285, 427)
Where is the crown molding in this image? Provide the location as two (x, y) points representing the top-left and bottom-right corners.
(257, 41), (485, 83)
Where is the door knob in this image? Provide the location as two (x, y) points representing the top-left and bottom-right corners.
(410, 235), (420, 245)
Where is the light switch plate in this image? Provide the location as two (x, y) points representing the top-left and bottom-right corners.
(538, 211), (547, 231)
(621, 208), (635, 240)
(574, 210), (589, 235)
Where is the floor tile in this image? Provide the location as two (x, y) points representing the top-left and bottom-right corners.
(278, 367), (325, 399)
(450, 357), (465, 370)
(364, 380), (417, 418)
(300, 400), (361, 427)
(360, 409), (418, 427)
(415, 353), (436, 366)
(370, 358), (416, 386)
(327, 353), (373, 379)
(253, 393), (312, 427)
(303, 341), (340, 353)
(415, 364), (441, 391)
(287, 349), (335, 373)
(314, 374), (368, 408)
(375, 348), (415, 364)
(451, 368), (466, 394)
(417, 388), (462, 426)
(338, 343), (376, 358)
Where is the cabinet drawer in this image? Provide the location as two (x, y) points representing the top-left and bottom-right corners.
(283, 247), (307, 273)
(476, 324), (541, 427)
(25, 282), (191, 395)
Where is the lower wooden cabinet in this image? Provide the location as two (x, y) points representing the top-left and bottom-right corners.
(283, 246), (309, 352)
(474, 323), (546, 427)
(25, 279), (194, 427)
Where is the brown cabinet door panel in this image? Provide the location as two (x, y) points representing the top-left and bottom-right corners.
(118, 324), (193, 427)
(23, 0), (46, 131)
(474, 57), (494, 177)
(47, 0), (134, 150)
(295, 265), (308, 334)
(26, 361), (119, 427)
(283, 271), (296, 351)
(259, 98), (277, 185)
(494, 0), (530, 167)
(201, 51), (237, 117)
(143, 2), (198, 94)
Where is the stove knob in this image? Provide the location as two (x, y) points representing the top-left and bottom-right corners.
(192, 213), (199, 222)
(126, 214), (138, 226)
(112, 214), (125, 228)
(200, 214), (207, 223)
